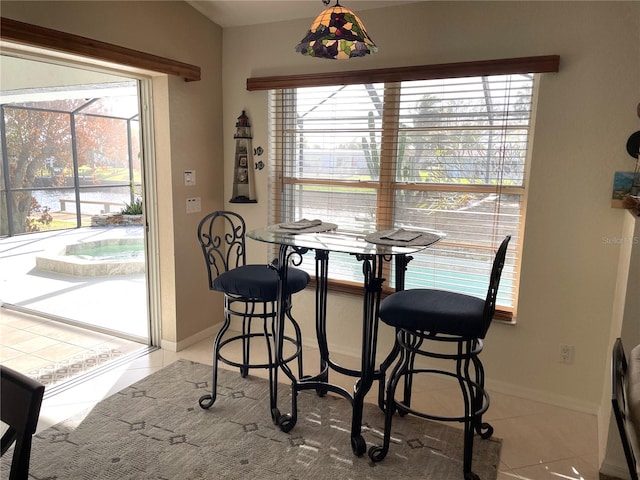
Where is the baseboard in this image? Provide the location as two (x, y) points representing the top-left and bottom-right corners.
(160, 324), (218, 352)
(599, 458), (631, 480)
(485, 377), (600, 415)
(172, 325), (600, 415)
(321, 339), (601, 415)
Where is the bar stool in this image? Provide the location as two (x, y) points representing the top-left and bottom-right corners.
(369, 235), (511, 480)
(197, 211), (309, 419)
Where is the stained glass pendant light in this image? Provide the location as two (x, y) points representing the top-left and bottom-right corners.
(295, 0), (377, 59)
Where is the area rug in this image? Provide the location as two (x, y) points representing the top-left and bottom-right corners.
(8, 360), (501, 479)
(29, 345), (133, 389)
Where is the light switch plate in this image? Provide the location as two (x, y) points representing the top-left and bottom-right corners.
(186, 197), (201, 213)
(184, 170), (196, 186)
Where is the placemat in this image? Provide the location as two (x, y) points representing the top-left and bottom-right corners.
(365, 228), (442, 246)
(267, 221), (338, 234)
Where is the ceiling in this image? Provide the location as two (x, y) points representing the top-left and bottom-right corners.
(186, 1), (420, 28)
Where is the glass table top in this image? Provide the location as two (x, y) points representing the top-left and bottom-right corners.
(248, 226), (444, 256)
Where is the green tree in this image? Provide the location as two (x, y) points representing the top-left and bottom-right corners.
(395, 83), (531, 219)
(1, 107), (71, 235)
(361, 111), (379, 179)
(1, 100), (134, 235)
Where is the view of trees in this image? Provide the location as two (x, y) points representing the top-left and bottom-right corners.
(2, 107), (70, 234)
(314, 80), (531, 224)
(1, 95), (140, 236)
(284, 76), (532, 248)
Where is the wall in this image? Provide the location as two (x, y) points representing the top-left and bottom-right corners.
(0, 56), (131, 89)
(221, 0), (640, 421)
(601, 212), (640, 478)
(0, 1), (226, 346)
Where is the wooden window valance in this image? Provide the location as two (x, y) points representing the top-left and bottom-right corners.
(0, 17), (201, 82)
(247, 55), (559, 91)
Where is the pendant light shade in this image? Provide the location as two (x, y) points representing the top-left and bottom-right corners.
(295, 1), (377, 60)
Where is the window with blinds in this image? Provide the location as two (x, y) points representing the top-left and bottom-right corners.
(268, 73), (537, 320)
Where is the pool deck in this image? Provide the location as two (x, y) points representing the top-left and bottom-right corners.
(0, 226), (148, 341)
(36, 237), (146, 277)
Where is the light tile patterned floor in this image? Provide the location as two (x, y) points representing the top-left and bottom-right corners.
(0, 226), (148, 340)
(0, 308), (145, 389)
(0, 312), (598, 480)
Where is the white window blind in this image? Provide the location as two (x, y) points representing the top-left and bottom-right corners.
(269, 73), (537, 320)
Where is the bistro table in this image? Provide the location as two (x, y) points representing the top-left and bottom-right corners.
(247, 224), (443, 456)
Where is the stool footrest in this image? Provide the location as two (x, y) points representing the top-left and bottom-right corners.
(393, 367), (491, 422)
(217, 333), (301, 370)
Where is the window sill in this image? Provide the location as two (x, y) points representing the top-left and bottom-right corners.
(307, 278), (515, 323)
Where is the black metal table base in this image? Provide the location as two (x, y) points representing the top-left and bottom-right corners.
(272, 246), (412, 456)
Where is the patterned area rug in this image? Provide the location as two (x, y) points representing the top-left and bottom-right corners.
(9, 360), (501, 479)
(29, 345), (130, 388)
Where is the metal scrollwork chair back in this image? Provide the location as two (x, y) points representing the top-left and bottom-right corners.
(198, 210), (247, 283)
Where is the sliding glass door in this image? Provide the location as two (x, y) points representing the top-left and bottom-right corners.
(0, 55), (150, 344)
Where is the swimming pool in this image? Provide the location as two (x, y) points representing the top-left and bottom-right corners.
(35, 238), (145, 277)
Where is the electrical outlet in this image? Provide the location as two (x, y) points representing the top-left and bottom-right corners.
(559, 344), (574, 364)
(186, 197), (201, 213)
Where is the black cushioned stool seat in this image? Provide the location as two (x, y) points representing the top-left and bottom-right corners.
(369, 235), (511, 480)
(213, 264), (309, 301)
(379, 289), (486, 338)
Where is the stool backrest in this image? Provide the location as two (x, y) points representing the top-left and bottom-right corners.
(197, 211), (247, 289)
(480, 235), (511, 338)
(1, 365), (45, 480)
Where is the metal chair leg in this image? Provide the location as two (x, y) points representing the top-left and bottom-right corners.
(199, 298), (233, 409)
(369, 331), (413, 461)
(369, 332), (491, 480)
(377, 340), (401, 412)
(284, 295), (304, 378)
(240, 302), (257, 378)
(471, 347), (493, 439)
(456, 342), (475, 480)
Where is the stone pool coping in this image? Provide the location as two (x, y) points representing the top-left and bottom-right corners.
(35, 238), (145, 277)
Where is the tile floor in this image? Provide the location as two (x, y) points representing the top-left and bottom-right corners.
(0, 226), (148, 340)
(0, 308), (146, 390)
(2, 309), (604, 480)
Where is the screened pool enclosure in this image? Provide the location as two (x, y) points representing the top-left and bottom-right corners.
(1, 80), (142, 237)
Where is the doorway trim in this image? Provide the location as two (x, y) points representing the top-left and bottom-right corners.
(0, 17), (200, 82)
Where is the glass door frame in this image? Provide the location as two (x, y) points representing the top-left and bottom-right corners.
(0, 47), (161, 348)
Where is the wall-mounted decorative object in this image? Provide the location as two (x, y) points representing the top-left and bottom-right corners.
(614, 130), (640, 216)
(230, 111), (257, 203)
(626, 130), (640, 192)
(612, 171), (636, 208)
(253, 146), (265, 171)
(617, 126), (640, 215)
(295, 0), (377, 60)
